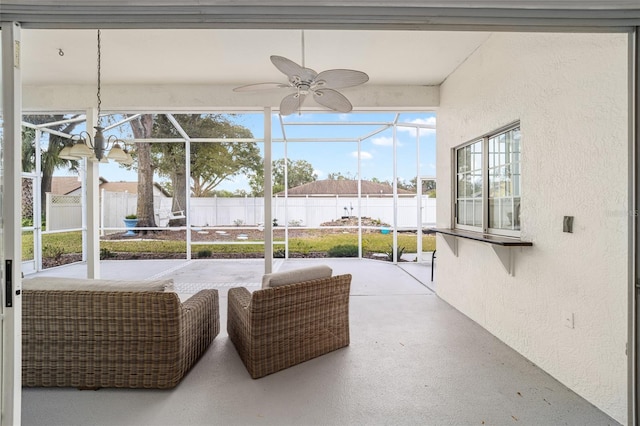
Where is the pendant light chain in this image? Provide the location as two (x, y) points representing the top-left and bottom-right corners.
(301, 30), (305, 69)
(64, 29), (132, 165)
(96, 29), (102, 122)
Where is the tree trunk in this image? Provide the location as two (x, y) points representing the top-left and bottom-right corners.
(41, 130), (76, 209)
(129, 114), (157, 233)
(40, 173), (53, 213)
(169, 169), (187, 227)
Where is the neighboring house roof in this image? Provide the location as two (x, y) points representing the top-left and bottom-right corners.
(100, 181), (139, 193)
(50, 176), (109, 195)
(49, 177), (170, 197)
(50, 176), (84, 195)
(277, 179), (414, 196)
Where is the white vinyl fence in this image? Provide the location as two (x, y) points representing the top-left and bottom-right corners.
(45, 194), (82, 231)
(46, 192), (437, 230)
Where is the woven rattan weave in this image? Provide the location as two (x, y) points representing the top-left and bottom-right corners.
(227, 274), (351, 379)
(23, 289), (219, 389)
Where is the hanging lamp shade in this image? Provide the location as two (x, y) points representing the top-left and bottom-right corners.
(120, 150), (134, 166)
(107, 142), (129, 162)
(69, 140), (95, 158)
(59, 145), (80, 160)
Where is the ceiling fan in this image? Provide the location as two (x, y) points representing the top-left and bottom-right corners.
(233, 32), (369, 116)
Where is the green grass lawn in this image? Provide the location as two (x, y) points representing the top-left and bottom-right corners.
(24, 230), (436, 260)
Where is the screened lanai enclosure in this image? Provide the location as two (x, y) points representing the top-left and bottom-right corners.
(22, 111), (437, 273)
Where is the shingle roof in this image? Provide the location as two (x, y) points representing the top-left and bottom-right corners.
(277, 180), (414, 196)
(100, 181), (139, 193)
(49, 177), (170, 197)
(50, 176), (82, 195)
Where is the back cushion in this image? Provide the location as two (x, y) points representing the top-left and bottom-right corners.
(262, 265), (332, 289)
(23, 277), (175, 292)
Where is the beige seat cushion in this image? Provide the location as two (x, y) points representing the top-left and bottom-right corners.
(23, 276), (175, 292)
(262, 265), (332, 289)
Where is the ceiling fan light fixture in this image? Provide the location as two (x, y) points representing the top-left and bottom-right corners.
(233, 34), (368, 116)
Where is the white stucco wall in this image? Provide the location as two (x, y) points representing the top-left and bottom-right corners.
(436, 33), (629, 423)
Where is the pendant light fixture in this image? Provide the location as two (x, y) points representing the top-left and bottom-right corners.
(67, 30), (133, 164)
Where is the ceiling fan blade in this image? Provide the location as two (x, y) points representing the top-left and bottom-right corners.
(313, 89), (353, 113)
(280, 92), (307, 116)
(271, 55), (317, 81)
(233, 82), (290, 92)
(315, 69), (369, 89)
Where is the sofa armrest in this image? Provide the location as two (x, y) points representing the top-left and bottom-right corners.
(180, 289), (220, 374)
(228, 287), (251, 309)
(227, 287), (252, 363)
(228, 287), (251, 328)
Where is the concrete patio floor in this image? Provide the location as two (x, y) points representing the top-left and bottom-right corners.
(21, 258), (619, 426)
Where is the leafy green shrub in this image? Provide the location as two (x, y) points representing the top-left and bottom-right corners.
(125, 214), (137, 219)
(384, 245), (405, 261)
(274, 248), (286, 258)
(100, 248), (114, 259)
(197, 249), (212, 258)
(327, 244), (359, 258)
(42, 244), (64, 261)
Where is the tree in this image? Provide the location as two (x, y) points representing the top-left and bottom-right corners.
(22, 115), (80, 209)
(397, 178), (415, 192)
(417, 177), (436, 196)
(249, 158), (318, 196)
(128, 114), (158, 230)
(362, 176), (436, 194)
(152, 114), (260, 204)
(327, 171), (356, 180)
(128, 114), (259, 227)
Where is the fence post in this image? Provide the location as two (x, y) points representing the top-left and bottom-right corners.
(100, 188), (105, 236)
(45, 192), (51, 232)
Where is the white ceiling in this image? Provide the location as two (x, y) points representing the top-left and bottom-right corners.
(21, 29), (491, 88)
(7, 2), (636, 112)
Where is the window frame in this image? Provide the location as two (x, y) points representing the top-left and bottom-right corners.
(453, 122), (521, 238)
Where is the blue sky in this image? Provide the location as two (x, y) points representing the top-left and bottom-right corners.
(81, 111), (436, 192)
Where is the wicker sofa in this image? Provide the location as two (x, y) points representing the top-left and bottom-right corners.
(227, 269), (351, 379)
(22, 277), (219, 389)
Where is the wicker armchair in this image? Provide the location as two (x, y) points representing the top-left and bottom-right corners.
(227, 274), (351, 379)
(23, 289), (219, 389)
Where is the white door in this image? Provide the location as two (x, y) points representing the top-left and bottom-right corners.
(1, 21), (23, 426)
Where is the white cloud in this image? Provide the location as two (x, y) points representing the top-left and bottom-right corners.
(412, 117), (437, 126)
(352, 151), (373, 160)
(314, 169), (324, 179)
(371, 136), (398, 147)
(398, 116), (436, 137)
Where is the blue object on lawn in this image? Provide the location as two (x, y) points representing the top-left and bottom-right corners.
(123, 218), (138, 236)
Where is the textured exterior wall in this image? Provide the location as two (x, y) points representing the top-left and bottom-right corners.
(436, 33), (629, 423)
